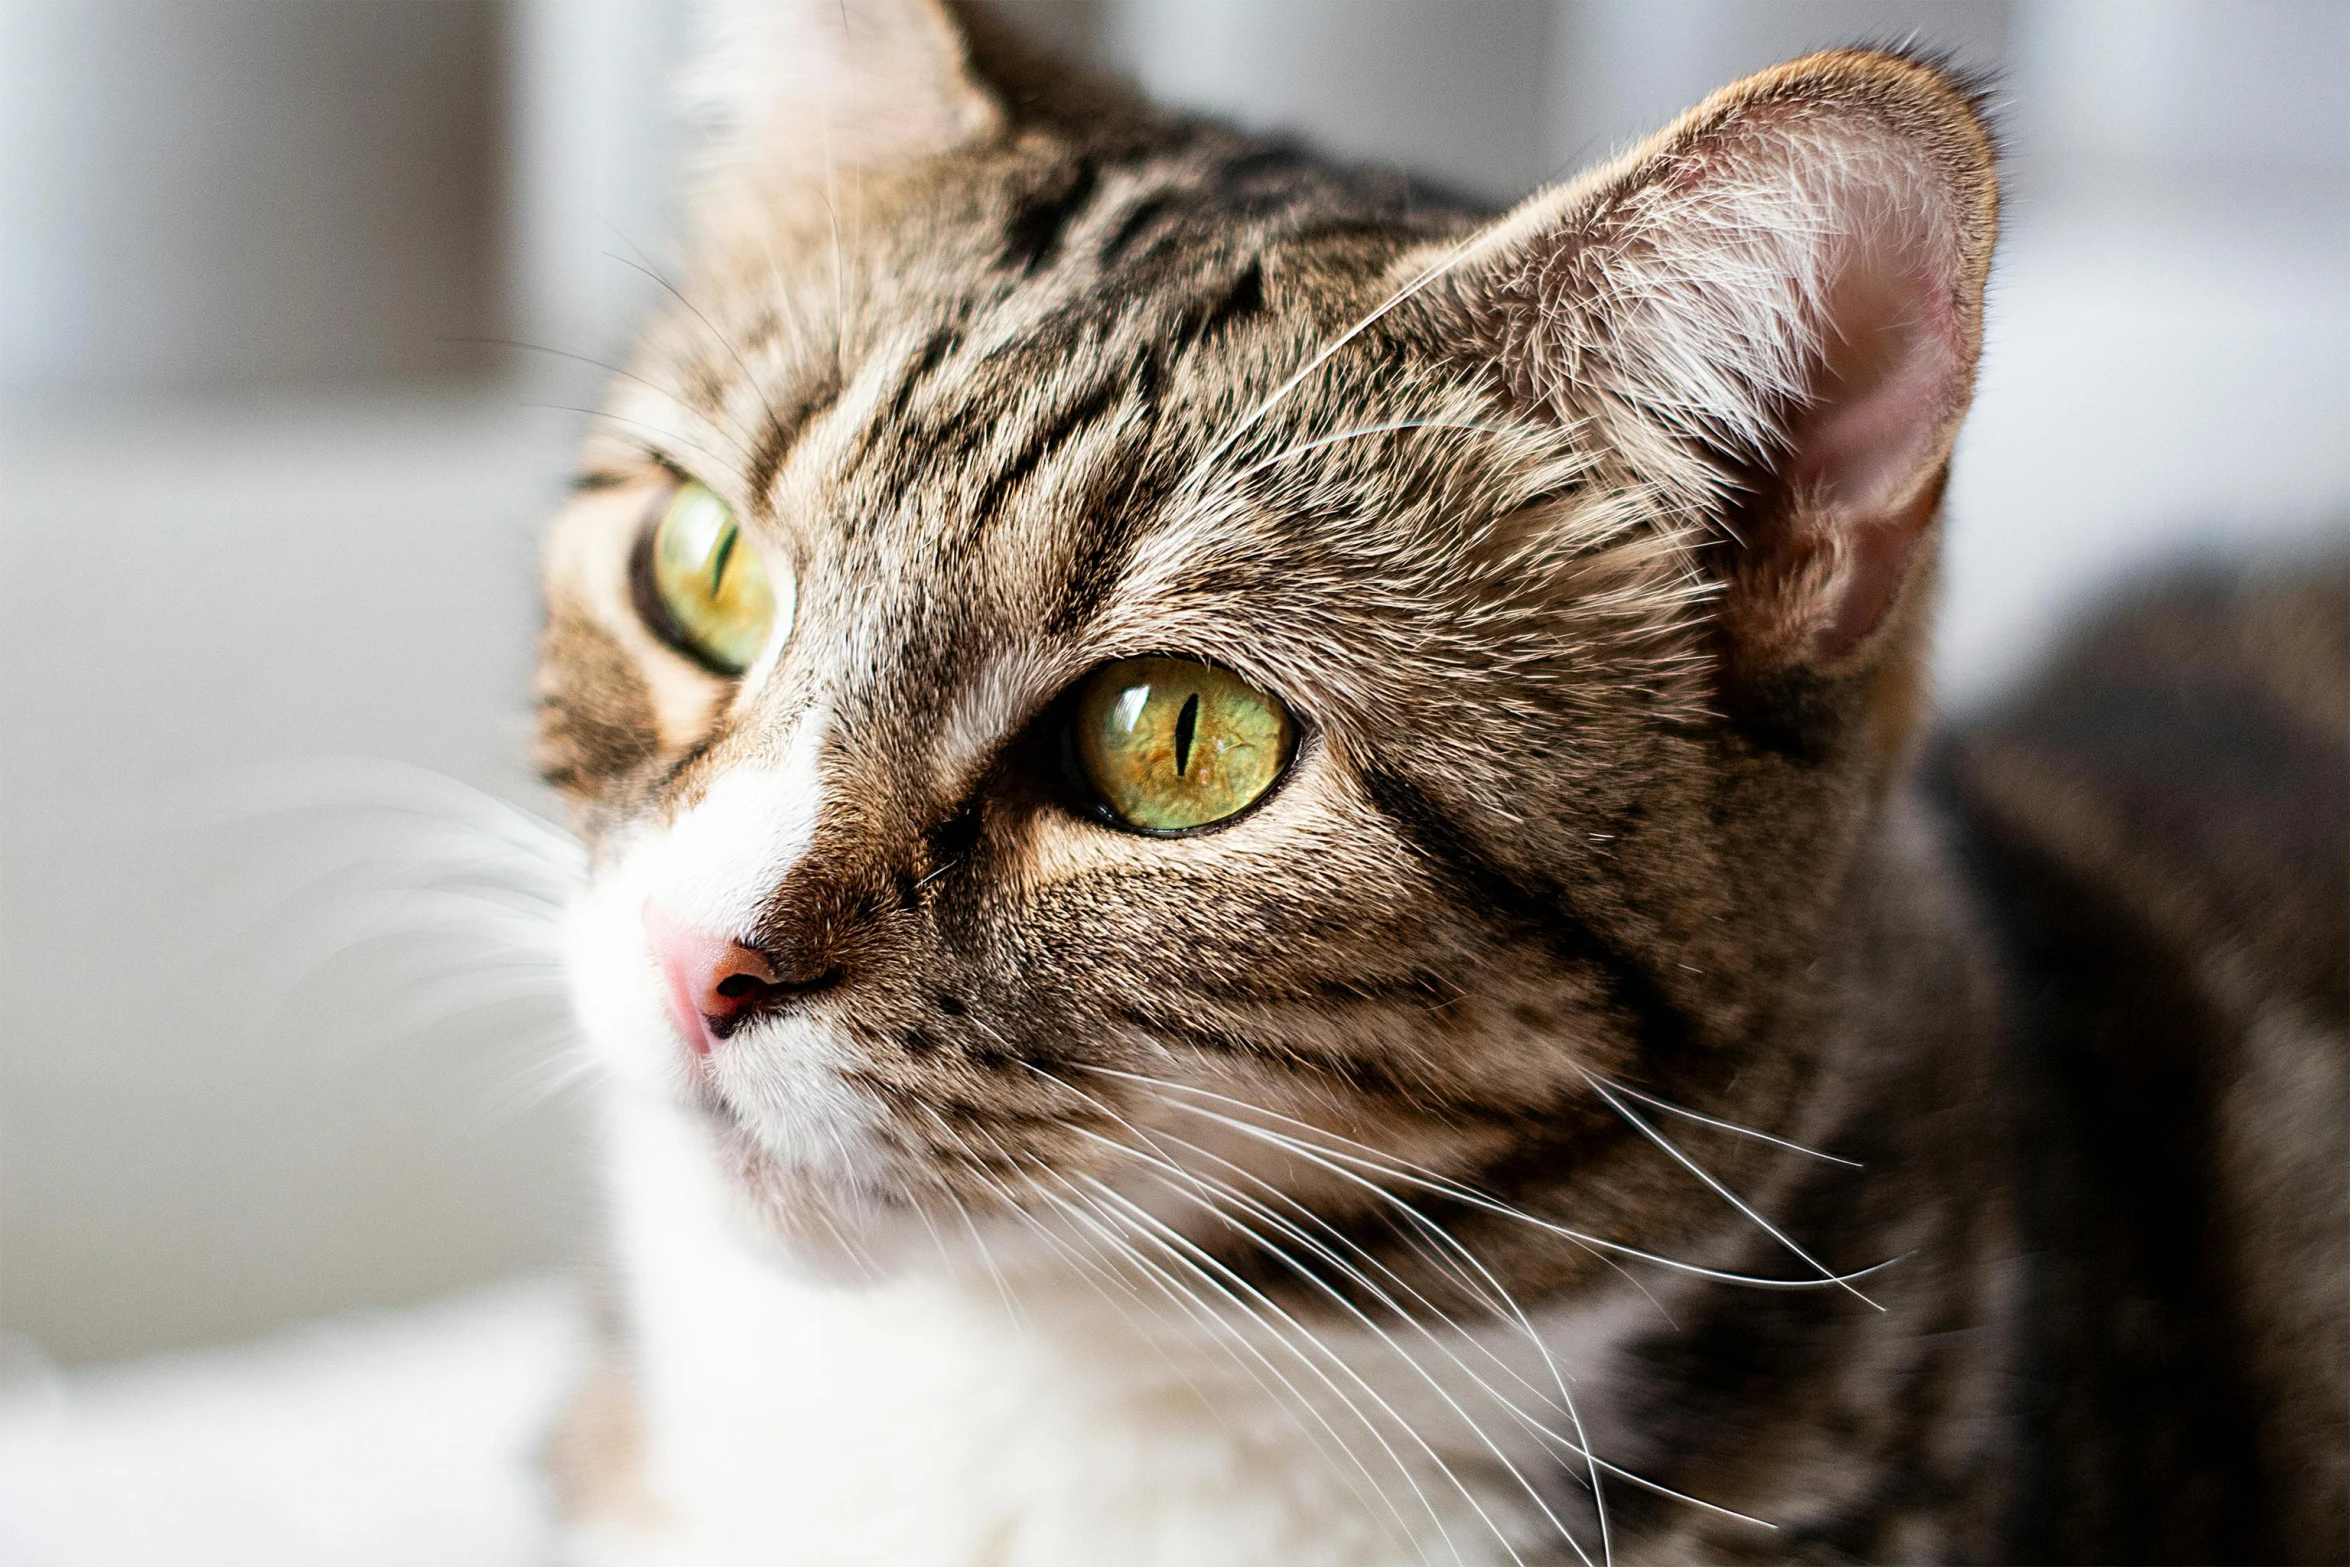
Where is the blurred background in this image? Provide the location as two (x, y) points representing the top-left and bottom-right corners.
(0, 0), (2343, 1555)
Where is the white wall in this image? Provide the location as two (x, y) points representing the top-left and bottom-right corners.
(1101, 0), (1555, 200)
(0, 0), (505, 393)
(2, 0), (2343, 1365)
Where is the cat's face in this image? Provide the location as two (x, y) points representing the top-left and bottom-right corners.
(537, 3), (1995, 1298)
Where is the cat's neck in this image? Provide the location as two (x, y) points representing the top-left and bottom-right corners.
(1578, 792), (2022, 1555)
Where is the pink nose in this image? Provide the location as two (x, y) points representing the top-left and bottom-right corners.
(643, 900), (795, 1056)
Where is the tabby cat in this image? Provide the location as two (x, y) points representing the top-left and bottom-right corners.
(532, 3), (2348, 1561)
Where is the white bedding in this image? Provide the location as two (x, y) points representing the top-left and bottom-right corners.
(0, 1279), (581, 1567)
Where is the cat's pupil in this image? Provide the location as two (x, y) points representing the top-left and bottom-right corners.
(708, 524), (737, 595)
(1174, 693), (1200, 776)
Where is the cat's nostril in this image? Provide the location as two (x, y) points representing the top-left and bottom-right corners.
(700, 938), (786, 1014)
(644, 900), (836, 1056)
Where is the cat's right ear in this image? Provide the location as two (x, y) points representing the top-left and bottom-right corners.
(679, 0), (1000, 199)
(1426, 50), (1998, 689)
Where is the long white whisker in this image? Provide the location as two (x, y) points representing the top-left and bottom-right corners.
(1011, 1065), (1495, 1544)
(1049, 1178), (1468, 1567)
(144, 758), (583, 865)
(477, 1030), (603, 1115)
(1042, 1091), (1582, 1452)
(1046, 1077), (1608, 1562)
(1580, 1072), (1880, 1311)
(1129, 1116), (1614, 1565)
(1064, 1115), (1565, 1435)
(1022, 1175), (1437, 1560)
(1073, 1172), (1520, 1566)
(1029, 1191), (1403, 1534)
(1025, 1064), (1575, 1431)
(1182, 231), (1491, 492)
(1098, 1069), (1888, 1294)
(957, 1155), (1258, 1433)
(1588, 1075), (1860, 1167)
(914, 1111), (1035, 1336)
(1083, 1069), (1774, 1534)
(937, 1104), (1373, 1497)
(1115, 1158), (1596, 1566)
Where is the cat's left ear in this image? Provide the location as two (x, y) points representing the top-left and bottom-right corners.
(679, 0), (1000, 195)
(1433, 50), (1997, 677)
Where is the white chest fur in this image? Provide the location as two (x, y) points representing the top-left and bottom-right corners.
(568, 1100), (1645, 1567)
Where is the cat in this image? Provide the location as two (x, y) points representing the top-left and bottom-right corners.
(530, 2), (2348, 1561)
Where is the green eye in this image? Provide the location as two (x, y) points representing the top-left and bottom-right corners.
(641, 481), (783, 675)
(1073, 658), (1298, 834)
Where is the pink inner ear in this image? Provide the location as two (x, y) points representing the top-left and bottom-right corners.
(1779, 230), (1967, 655)
(1787, 240), (1961, 517)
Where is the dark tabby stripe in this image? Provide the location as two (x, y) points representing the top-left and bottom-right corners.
(1360, 767), (1703, 1067)
(965, 371), (1128, 533)
(1001, 159), (1101, 274)
(885, 326), (966, 428)
(743, 369), (845, 510)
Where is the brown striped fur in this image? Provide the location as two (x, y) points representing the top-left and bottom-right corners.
(535, 4), (2347, 1559)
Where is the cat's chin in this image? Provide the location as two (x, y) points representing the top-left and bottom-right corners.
(683, 1083), (979, 1280)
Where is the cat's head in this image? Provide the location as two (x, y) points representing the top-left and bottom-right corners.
(538, 0), (1995, 1290)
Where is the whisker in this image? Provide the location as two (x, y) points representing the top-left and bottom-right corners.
(1113, 1156), (1596, 1566)
(1005, 1181), (1391, 1516)
(1181, 230), (1492, 493)
(523, 402), (757, 498)
(137, 758), (584, 879)
(1035, 1070), (1605, 1561)
(599, 250), (787, 445)
(1089, 1067), (1889, 1295)
(1005, 1066), (1480, 1543)
(1022, 1174), (1438, 1561)
(1080, 1067), (1779, 1535)
(943, 1102), (1386, 1504)
(1071, 1172), (1518, 1566)
(1579, 1072), (1881, 1311)
(1132, 1118), (1615, 1563)
(452, 335), (770, 461)
(1007, 1128), (1442, 1549)
(916, 1108), (1044, 1336)
(1061, 1110), (1568, 1436)
(476, 1029), (603, 1116)
(1588, 1075), (1860, 1168)
(1028, 1066), (1592, 1455)
(816, 74), (850, 388)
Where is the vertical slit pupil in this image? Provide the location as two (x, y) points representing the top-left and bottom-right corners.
(1173, 692), (1200, 776)
(708, 524), (737, 595)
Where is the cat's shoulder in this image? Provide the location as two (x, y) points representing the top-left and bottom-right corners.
(1930, 552), (2348, 1562)
(1948, 555), (2347, 1006)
